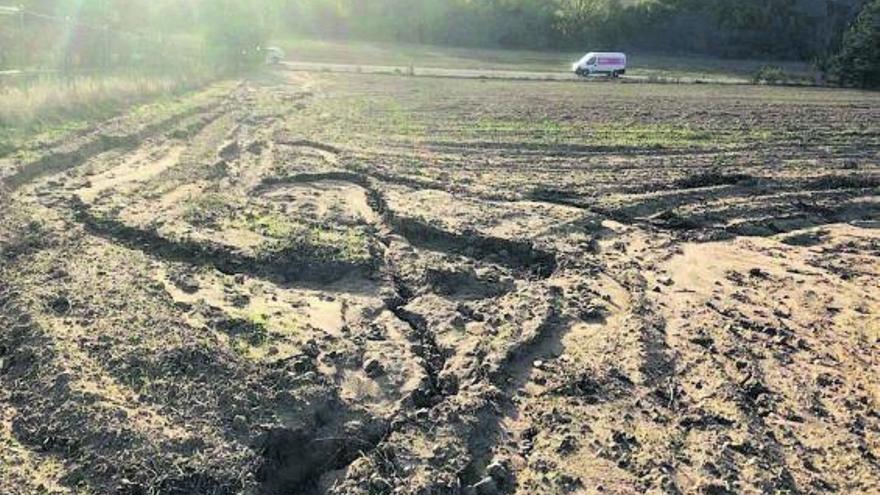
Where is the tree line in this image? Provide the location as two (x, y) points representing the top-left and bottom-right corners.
(284, 0), (880, 86)
(2, 0), (878, 87)
(285, 0), (869, 60)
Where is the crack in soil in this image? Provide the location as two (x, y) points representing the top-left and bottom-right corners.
(385, 275), (453, 407)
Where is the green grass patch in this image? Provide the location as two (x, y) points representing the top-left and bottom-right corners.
(476, 117), (569, 134)
(245, 212), (373, 265)
(590, 123), (715, 149)
(251, 213), (298, 239)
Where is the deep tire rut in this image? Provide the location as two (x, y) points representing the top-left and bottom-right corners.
(70, 198), (375, 288)
(260, 172), (558, 278)
(3, 102), (225, 191)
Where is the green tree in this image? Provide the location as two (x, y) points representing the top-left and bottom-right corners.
(552, 0), (631, 47)
(202, 0), (268, 71)
(831, 0), (880, 88)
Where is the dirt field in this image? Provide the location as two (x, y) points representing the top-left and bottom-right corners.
(1, 71), (878, 495)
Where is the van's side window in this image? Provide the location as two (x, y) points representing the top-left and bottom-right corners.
(587, 57), (596, 65)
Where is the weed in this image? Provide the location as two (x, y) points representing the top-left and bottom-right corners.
(251, 213), (297, 239)
(298, 226), (372, 264)
(183, 193), (237, 227)
(245, 212), (372, 265)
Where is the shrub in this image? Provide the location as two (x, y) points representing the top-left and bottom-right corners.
(752, 65), (787, 85)
(203, 0), (268, 72)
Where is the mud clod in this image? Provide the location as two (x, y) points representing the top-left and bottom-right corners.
(47, 295), (71, 315)
(363, 358), (385, 378)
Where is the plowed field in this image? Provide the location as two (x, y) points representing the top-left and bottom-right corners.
(1, 72), (878, 495)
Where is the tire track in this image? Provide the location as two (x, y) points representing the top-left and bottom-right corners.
(254, 158), (571, 493)
(3, 102), (226, 191)
(69, 198), (376, 290)
(257, 172), (558, 278)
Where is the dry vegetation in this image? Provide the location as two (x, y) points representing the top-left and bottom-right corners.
(0, 70), (878, 495)
(0, 73), (213, 157)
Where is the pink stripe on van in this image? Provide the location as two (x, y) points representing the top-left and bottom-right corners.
(598, 57), (624, 65)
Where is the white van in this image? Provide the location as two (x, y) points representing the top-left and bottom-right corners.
(572, 52), (627, 78)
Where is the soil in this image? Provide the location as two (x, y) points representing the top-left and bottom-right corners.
(0, 72), (878, 495)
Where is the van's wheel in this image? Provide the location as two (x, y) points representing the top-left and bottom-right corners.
(611, 71), (619, 78)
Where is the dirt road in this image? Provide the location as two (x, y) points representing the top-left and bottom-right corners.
(1, 72), (878, 495)
(280, 60), (752, 84)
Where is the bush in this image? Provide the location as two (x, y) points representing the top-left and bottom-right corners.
(204, 1), (268, 72)
(752, 65), (787, 84)
(830, 0), (880, 89)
